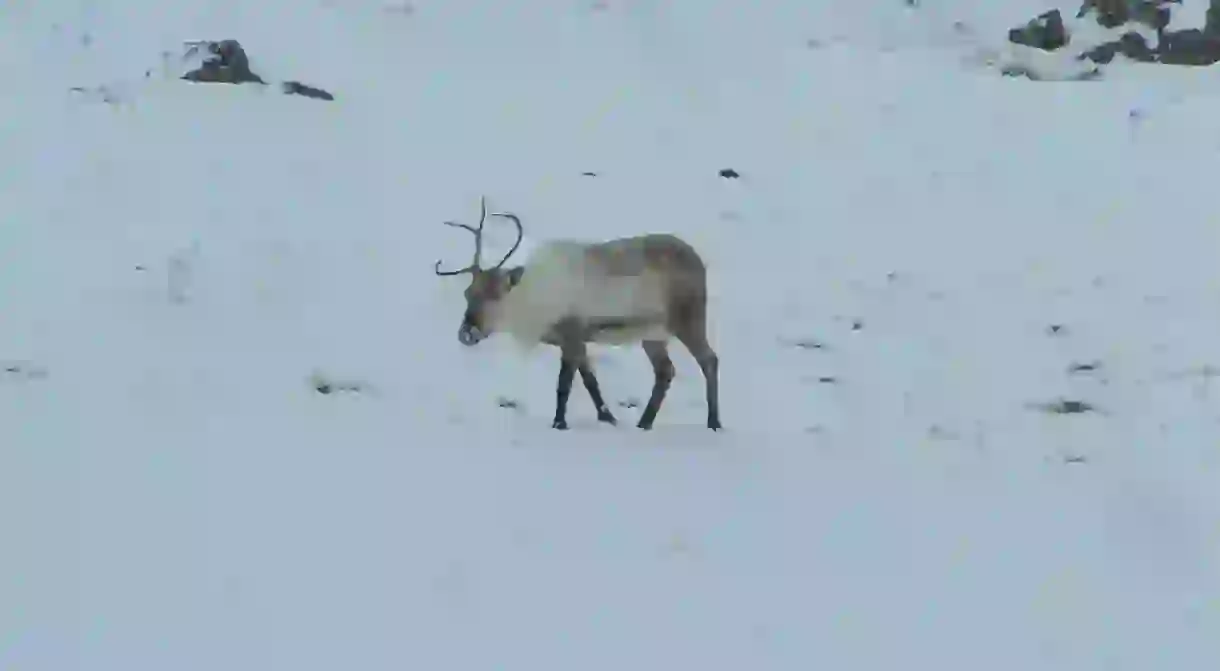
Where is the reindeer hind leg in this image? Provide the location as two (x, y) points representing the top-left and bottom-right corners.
(673, 300), (721, 431)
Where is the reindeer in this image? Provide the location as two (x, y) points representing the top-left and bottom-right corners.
(433, 196), (721, 431)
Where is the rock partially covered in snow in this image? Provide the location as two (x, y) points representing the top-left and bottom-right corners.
(1008, 10), (1069, 51)
(1079, 31), (1157, 63)
(1157, 26), (1220, 63)
(1000, 0), (1220, 74)
(1077, 0), (1175, 31)
(181, 39), (266, 85)
(179, 40), (336, 101)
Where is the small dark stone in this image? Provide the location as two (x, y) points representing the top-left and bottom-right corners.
(282, 80), (335, 101)
(581, 171), (598, 177)
(1001, 64), (1038, 79)
(1067, 361), (1102, 374)
(69, 85), (119, 104)
(719, 168), (740, 179)
(1040, 399), (1096, 414)
(2, 363), (48, 380)
(1048, 324), (1065, 335)
(315, 383), (332, 395)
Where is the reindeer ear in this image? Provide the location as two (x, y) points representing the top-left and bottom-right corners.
(507, 266), (525, 287)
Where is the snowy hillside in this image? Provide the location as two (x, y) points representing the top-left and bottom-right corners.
(3, 0), (1220, 668)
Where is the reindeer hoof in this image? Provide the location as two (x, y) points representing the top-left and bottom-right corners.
(708, 420), (722, 431)
(597, 410), (617, 425)
(552, 419), (569, 430)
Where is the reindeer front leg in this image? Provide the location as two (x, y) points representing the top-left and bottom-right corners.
(554, 360), (618, 429)
(578, 364), (617, 425)
(553, 357), (578, 430)
(551, 318), (588, 431)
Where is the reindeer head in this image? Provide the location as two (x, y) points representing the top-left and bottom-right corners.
(433, 196), (525, 346)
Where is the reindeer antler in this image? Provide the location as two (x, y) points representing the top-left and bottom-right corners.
(487, 211), (524, 270)
(434, 197), (527, 275)
(433, 196), (489, 276)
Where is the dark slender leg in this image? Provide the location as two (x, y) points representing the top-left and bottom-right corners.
(579, 364), (617, 425)
(700, 353), (721, 430)
(552, 319), (586, 431)
(672, 293), (721, 431)
(676, 330), (721, 430)
(637, 340), (675, 430)
(553, 358), (577, 430)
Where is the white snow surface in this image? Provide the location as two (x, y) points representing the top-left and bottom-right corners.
(3, 0), (1220, 669)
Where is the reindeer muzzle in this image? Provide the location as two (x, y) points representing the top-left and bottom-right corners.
(458, 322), (485, 346)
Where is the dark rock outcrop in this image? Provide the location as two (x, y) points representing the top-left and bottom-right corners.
(1004, 1), (1220, 70)
(1009, 10), (1069, 51)
(1079, 31), (1157, 63)
(1157, 27), (1220, 64)
(1077, 0), (1176, 31)
(180, 40), (336, 101)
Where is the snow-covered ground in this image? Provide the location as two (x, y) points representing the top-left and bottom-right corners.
(3, 0), (1220, 668)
